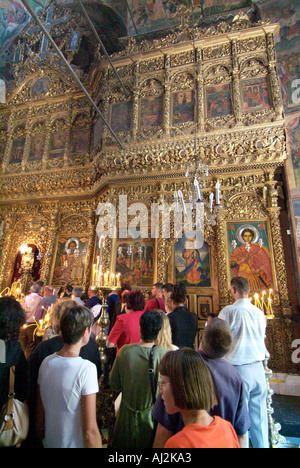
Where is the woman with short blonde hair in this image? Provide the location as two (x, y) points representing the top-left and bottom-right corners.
(43, 299), (76, 341)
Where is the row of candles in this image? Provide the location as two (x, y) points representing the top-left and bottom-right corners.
(91, 263), (121, 288)
(22, 306), (51, 338)
(251, 289), (274, 319)
(0, 284), (24, 301)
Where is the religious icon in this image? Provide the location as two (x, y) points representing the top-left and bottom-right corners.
(197, 297), (213, 319)
(70, 129), (89, 154)
(175, 234), (211, 287)
(206, 83), (232, 118)
(111, 101), (132, 133)
(28, 134), (45, 161)
(242, 77), (271, 112)
(172, 89), (195, 124)
(115, 238), (154, 286)
(9, 137), (25, 164)
(140, 95), (163, 127)
(145, 0), (166, 23)
(228, 222), (274, 291)
(52, 237), (87, 286)
(49, 130), (67, 159)
(31, 77), (50, 98)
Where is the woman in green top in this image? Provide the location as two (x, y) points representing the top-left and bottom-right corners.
(109, 309), (169, 448)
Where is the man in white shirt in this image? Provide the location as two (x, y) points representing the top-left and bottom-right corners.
(19, 282), (43, 358)
(72, 287), (85, 305)
(218, 276), (268, 448)
(24, 282), (43, 323)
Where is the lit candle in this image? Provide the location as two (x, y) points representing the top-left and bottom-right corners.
(268, 289), (273, 299)
(104, 272), (108, 286)
(209, 193), (214, 212)
(116, 273), (121, 287)
(267, 298), (273, 317)
(261, 290), (266, 311)
(111, 273), (115, 287)
(215, 181), (221, 205)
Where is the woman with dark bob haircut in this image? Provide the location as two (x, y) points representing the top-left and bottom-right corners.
(106, 290), (145, 354)
(158, 348), (239, 448)
(0, 297), (28, 410)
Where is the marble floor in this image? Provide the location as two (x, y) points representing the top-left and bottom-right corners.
(272, 394), (300, 447)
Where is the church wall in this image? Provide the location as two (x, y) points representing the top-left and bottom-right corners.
(258, 0), (300, 317)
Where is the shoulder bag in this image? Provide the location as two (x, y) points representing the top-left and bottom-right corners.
(0, 366), (29, 447)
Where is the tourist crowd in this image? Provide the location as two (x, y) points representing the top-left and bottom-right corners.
(0, 276), (268, 449)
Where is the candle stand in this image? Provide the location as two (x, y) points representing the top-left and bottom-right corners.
(95, 301), (110, 365)
(252, 290), (299, 448)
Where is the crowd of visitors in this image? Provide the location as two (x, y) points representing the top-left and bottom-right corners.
(0, 276), (269, 449)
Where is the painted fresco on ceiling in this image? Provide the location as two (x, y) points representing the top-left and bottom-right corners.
(0, 0), (47, 82)
(0, 0), (47, 55)
(0, 0), (127, 82)
(127, 0), (251, 35)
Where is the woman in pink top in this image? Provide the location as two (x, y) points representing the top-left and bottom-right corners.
(106, 290), (145, 354)
(158, 348), (240, 449)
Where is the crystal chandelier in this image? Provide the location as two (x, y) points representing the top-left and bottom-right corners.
(173, 5), (222, 239)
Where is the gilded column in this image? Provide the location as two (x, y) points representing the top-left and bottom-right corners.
(231, 39), (242, 125)
(64, 102), (72, 167)
(42, 115), (52, 170)
(157, 238), (167, 285)
(2, 112), (17, 169)
(83, 209), (96, 291)
(0, 214), (16, 290)
(164, 54), (171, 138)
(214, 206), (229, 309)
(267, 205), (294, 372)
(132, 61), (140, 141)
(21, 106), (33, 169)
(101, 100), (110, 146)
(42, 211), (60, 285)
(267, 205), (291, 314)
(196, 47), (204, 133)
(266, 33), (284, 120)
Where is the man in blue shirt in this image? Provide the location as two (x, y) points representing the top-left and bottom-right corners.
(84, 287), (102, 310)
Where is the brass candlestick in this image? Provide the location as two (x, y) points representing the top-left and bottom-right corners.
(95, 302), (109, 364)
(264, 348), (299, 448)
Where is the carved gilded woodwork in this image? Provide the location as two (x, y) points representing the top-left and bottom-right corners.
(0, 15), (297, 373)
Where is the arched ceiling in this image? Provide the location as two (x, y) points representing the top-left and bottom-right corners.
(0, 0), (256, 83)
